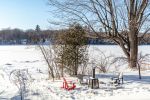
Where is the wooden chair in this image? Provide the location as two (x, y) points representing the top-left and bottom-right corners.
(77, 74), (88, 85)
(62, 77), (76, 91)
(111, 72), (123, 85)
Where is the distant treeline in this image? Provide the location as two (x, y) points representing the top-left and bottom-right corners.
(0, 27), (150, 45)
(0, 28), (57, 45)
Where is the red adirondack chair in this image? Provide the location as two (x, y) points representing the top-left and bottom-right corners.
(62, 77), (76, 91)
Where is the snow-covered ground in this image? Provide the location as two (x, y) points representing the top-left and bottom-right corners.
(0, 45), (150, 100)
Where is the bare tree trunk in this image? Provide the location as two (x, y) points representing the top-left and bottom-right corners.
(129, 41), (138, 68)
(74, 64), (78, 75)
(74, 47), (78, 75)
(129, 28), (138, 68)
(39, 45), (55, 80)
(61, 59), (64, 77)
(138, 63), (141, 79)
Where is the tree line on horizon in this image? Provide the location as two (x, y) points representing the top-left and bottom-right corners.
(0, 26), (56, 45)
(0, 25), (150, 45)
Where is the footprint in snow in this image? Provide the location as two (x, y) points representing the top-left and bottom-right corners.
(5, 63), (12, 65)
(24, 60), (39, 63)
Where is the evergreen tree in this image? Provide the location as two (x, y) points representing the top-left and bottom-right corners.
(55, 23), (88, 75)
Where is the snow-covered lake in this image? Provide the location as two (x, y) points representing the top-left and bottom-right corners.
(0, 45), (150, 100)
(89, 45), (150, 56)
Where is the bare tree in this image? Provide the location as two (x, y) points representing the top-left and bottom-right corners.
(39, 45), (60, 80)
(48, 0), (150, 69)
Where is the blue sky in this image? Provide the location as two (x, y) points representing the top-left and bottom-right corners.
(0, 0), (50, 30)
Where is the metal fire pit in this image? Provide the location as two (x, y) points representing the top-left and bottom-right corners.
(88, 67), (99, 89)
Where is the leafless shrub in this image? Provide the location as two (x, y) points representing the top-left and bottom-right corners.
(112, 52), (150, 69)
(112, 52), (150, 79)
(39, 45), (60, 80)
(111, 56), (128, 71)
(9, 69), (32, 100)
(90, 48), (114, 73)
(79, 61), (89, 75)
(137, 52), (150, 79)
(137, 52), (150, 69)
